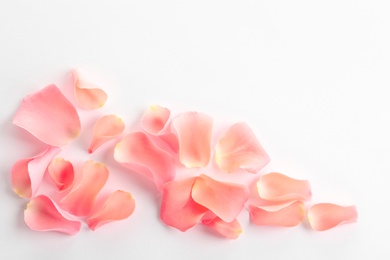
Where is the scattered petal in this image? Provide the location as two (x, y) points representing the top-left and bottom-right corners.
(308, 203), (358, 231)
(48, 158), (74, 191)
(172, 112), (213, 168)
(86, 190), (135, 230)
(13, 85), (81, 146)
(215, 122), (270, 173)
(24, 195), (81, 235)
(11, 147), (61, 198)
(202, 216), (242, 239)
(88, 114), (125, 153)
(141, 105), (170, 135)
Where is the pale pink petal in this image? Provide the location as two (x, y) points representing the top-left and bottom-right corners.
(11, 147), (61, 198)
(24, 195), (81, 235)
(141, 105), (170, 134)
(114, 132), (175, 191)
(160, 177), (208, 231)
(71, 70), (107, 109)
(308, 203), (358, 231)
(172, 112), (213, 168)
(191, 174), (249, 222)
(48, 158), (74, 191)
(86, 190), (135, 231)
(60, 160), (109, 216)
(88, 114), (125, 153)
(257, 172), (312, 201)
(249, 201), (305, 227)
(215, 122), (270, 173)
(13, 85), (81, 146)
(202, 216), (242, 239)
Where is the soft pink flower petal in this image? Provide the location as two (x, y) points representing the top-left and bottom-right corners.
(24, 195), (81, 235)
(141, 105), (170, 135)
(88, 114), (125, 153)
(160, 177), (208, 231)
(114, 132), (175, 191)
(172, 112), (213, 168)
(13, 85), (81, 146)
(191, 174), (249, 222)
(48, 158), (74, 191)
(11, 147), (61, 198)
(202, 216), (242, 239)
(308, 203), (358, 231)
(249, 201), (305, 227)
(60, 160), (109, 216)
(215, 122), (270, 173)
(257, 172), (312, 201)
(71, 70), (108, 109)
(86, 190), (135, 231)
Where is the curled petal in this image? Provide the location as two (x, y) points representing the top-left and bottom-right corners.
(192, 174), (249, 222)
(257, 172), (311, 201)
(215, 122), (270, 173)
(24, 195), (81, 235)
(172, 112), (213, 168)
(202, 216), (242, 239)
(249, 201), (305, 227)
(48, 158), (74, 191)
(11, 146), (61, 198)
(13, 85), (81, 146)
(86, 190), (135, 231)
(114, 132), (175, 191)
(141, 105), (170, 135)
(308, 203), (358, 231)
(71, 70), (107, 109)
(160, 177), (208, 231)
(60, 160), (109, 216)
(88, 114), (125, 153)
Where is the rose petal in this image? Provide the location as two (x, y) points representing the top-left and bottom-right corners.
(86, 190), (135, 231)
(215, 122), (270, 173)
(257, 172), (312, 201)
(160, 177), (208, 231)
(13, 85), (81, 146)
(88, 114), (125, 153)
(249, 201), (305, 227)
(11, 146), (61, 198)
(60, 160), (109, 216)
(172, 112), (213, 168)
(141, 105), (170, 135)
(202, 216), (242, 239)
(48, 158), (74, 191)
(114, 132), (175, 191)
(24, 195), (81, 235)
(71, 70), (108, 109)
(191, 174), (249, 222)
(308, 203), (358, 231)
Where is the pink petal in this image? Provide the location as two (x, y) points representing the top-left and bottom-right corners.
(215, 122), (270, 173)
(172, 112), (213, 168)
(60, 160), (109, 216)
(141, 105), (170, 135)
(71, 70), (108, 109)
(86, 190), (136, 231)
(24, 195), (81, 235)
(88, 114), (125, 153)
(257, 172), (312, 201)
(308, 203), (358, 231)
(48, 158), (74, 191)
(13, 85), (81, 146)
(11, 146), (61, 198)
(114, 132), (175, 191)
(249, 201), (305, 227)
(191, 174), (249, 222)
(202, 216), (242, 239)
(160, 177), (208, 231)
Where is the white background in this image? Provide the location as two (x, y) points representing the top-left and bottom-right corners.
(1, 1), (389, 259)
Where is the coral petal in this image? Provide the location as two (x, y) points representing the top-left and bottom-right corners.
(172, 112), (213, 168)
(86, 190), (135, 230)
(48, 158), (74, 191)
(24, 195), (81, 235)
(60, 160), (109, 216)
(192, 174), (249, 222)
(13, 85), (81, 146)
(203, 216), (242, 239)
(308, 203), (358, 231)
(88, 114), (125, 153)
(215, 122), (270, 173)
(11, 147), (61, 198)
(141, 105), (170, 134)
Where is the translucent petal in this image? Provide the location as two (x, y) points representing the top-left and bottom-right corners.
(308, 203), (358, 231)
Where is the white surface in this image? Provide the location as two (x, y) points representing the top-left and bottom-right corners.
(1, 1), (389, 259)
